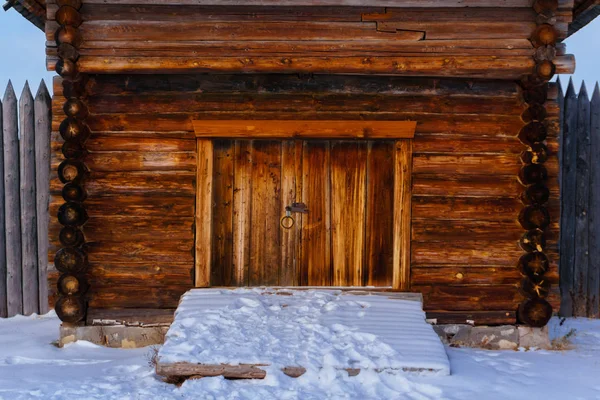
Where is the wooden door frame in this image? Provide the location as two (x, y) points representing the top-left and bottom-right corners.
(193, 120), (415, 290)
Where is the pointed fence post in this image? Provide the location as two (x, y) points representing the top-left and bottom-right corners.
(574, 82), (591, 317)
(560, 78), (578, 317)
(3, 81), (22, 317)
(34, 81), (50, 315)
(0, 92), (5, 318)
(20, 82), (38, 316)
(589, 83), (600, 318)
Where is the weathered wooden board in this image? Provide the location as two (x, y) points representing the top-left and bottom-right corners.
(301, 141), (332, 286)
(3, 83), (22, 316)
(331, 141), (366, 286)
(19, 84), (39, 316)
(195, 139), (213, 287)
(45, 73), (553, 324)
(34, 81), (51, 314)
(365, 142), (394, 286)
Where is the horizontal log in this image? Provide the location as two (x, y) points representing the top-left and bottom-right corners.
(82, 74), (522, 97)
(412, 266), (522, 285)
(413, 154), (521, 175)
(68, 40), (537, 57)
(77, 4), (382, 22)
(415, 284), (524, 311)
(413, 135), (524, 154)
(89, 264), (194, 287)
(193, 120), (416, 139)
(83, 239), (194, 263)
(76, 55), (535, 78)
(86, 307), (176, 325)
(78, 0), (574, 7)
(85, 151), (196, 172)
(75, 19), (539, 41)
(412, 240), (559, 266)
(86, 92), (526, 115)
(50, 216), (194, 242)
(64, 195), (194, 217)
(425, 310), (517, 325)
(413, 265), (559, 285)
(50, 171), (196, 196)
(51, 132), (197, 152)
(69, 113), (524, 135)
(413, 174), (523, 197)
(412, 220), (522, 241)
(413, 196), (522, 221)
(411, 198), (560, 226)
(88, 285), (188, 308)
(553, 54), (576, 74)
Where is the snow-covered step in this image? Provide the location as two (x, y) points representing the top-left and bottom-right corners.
(156, 288), (450, 380)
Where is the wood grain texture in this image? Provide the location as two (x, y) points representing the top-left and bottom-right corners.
(3, 83), (23, 316)
(193, 120), (416, 139)
(19, 83), (39, 316)
(280, 140), (302, 286)
(34, 82), (52, 314)
(232, 141), (252, 286)
(301, 141), (331, 286)
(210, 141), (234, 286)
(195, 139), (213, 287)
(365, 142), (394, 286)
(44, 73), (543, 324)
(331, 141), (366, 286)
(248, 140), (281, 286)
(0, 86), (5, 318)
(393, 140), (412, 290)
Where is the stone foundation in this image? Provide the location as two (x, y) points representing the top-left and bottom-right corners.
(60, 322), (551, 351)
(433, 324), (551, 350)
(60, 324), (169, 348)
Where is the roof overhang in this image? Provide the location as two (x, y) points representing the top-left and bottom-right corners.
(569, 0), (600, 36)
(3, 0), (46, 31)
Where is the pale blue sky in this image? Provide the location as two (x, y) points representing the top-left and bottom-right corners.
(0, 10), (599, 96)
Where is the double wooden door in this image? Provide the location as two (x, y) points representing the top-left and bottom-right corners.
(194, 121), (414, 290)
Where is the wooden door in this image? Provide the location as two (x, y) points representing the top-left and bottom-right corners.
(194, 121), (414, 290)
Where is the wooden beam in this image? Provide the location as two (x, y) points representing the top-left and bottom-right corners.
(193, 120), (416, 139)
(195, 139), (213, 287)
(392, 140), (412, 291)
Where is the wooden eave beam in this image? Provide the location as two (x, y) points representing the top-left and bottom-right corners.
(4, 0), (46, 31)
(568, 0), (600, 36)
(192, 120), (417, 139)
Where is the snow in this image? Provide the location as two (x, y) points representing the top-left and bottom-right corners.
(159, 288), (449, 374)
(1, 312), (600, 399)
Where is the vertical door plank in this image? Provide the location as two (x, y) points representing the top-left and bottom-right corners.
(393, 140), (413, 291)
(365, 141), (395, 287)
(301, 141), (332, 286)
(195, 139), (213, 287)
(211, 140), (234, 286)
(249, 140), (281, 286)
(280, 140), (302, 286)
(20, 82), (39, 315)
(331, 141), (367, 286)
(232, 140), (252, 286)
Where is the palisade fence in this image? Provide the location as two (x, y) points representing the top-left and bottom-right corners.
(558, 78), (600, 318)
(0, 80), (51, 318)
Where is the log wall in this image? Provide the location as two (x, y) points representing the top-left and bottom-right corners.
(49, 74), (560, 325)
(45, 1), (575, 78)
